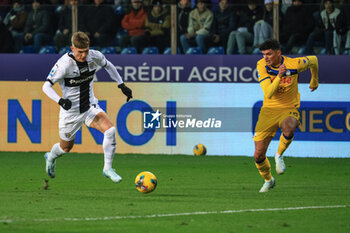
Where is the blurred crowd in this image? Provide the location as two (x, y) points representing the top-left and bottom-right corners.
(0, 0), (350, 54)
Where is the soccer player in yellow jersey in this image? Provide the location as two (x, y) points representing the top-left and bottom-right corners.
(254, 39), (319, 192)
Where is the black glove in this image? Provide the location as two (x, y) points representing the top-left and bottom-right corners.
(58, 98), (72, 110)
(118, 83), (133, 102)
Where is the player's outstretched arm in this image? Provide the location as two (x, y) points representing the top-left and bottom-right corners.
(104, 60), (123, 84)
(103, 59), (133, 102)
(306, 56), (319, 92)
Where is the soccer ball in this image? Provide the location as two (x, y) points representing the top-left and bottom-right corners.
(193, 144), (207, 156)
(135, 171), (157, 193)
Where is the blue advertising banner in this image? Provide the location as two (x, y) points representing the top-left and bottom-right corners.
(0, 54), (349, 83)
(1, 81), (349, 157)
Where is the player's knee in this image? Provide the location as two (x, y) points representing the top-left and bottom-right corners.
(254, 150), (266, 162)
(63, 147), (70, 153)
(282, 124), (296, 138)
(254, 146), (266, 162)
(282, 131), (294, 139)
(282, 117), (298, 134)
(104, 127), (116, 144)
(103, 127), (116, 154)
(254, 142), (268, 161)
(105, 126), (116, 137)
(61, 144), (73, 153)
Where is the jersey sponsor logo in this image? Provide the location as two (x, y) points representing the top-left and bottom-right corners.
(64, 71), (95, 87)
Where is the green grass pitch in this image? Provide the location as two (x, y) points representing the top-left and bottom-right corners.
(0, 152), (349, 233)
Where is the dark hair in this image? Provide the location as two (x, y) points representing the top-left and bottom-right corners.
(259, 39), (281, 51)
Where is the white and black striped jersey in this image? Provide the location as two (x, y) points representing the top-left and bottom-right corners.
(46, 49), (123, 113)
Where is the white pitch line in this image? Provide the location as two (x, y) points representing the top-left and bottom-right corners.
(0, 205), (347, 223)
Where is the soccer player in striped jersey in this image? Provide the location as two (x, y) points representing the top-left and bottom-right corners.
(42, 31), (132, 183)
(254, 39), (319, 192)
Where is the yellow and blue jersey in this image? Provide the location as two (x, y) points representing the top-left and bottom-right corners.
(256, 56), (317, 108)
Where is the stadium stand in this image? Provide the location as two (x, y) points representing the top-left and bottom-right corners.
(142, 46), (159, 54)
(39, 46), (56, 54)
(163, 47), (181, 54)
(19, 45), (36, 54)
(58, 46), (71, 54)
(0, 1), (349, 55)
(121, 47), (138, 54)
(207, 46), (225, 54)
(101, 46), (117, 54)
(185, 47), (203, 54)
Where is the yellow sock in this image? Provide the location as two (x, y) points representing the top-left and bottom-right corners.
(255, 158), (271, 181)
(277, 133), (294, 156)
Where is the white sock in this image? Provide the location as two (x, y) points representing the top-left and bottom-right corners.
(103, 127), (116, 171)
(49, 143), (66, 162)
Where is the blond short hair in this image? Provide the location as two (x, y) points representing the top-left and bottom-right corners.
(71, 31), (90, 49)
